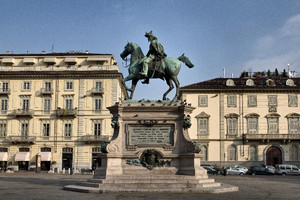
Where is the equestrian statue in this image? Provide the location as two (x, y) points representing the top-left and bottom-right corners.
(120, 31), (194, 101)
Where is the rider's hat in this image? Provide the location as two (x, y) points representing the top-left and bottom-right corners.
(145, 31), (157, 40)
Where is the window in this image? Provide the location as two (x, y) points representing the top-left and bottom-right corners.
(22, 99), (30, 110)
(268, 95), (277, 106)
(286, 79), (295, 86)
(22, 81), (31, 91)
(288, 95), (298, 107)
(1, 98), (8, 113)
(226, 79), (235, 86)
(229, 145), (237, 161)
(0, 121), (7, 137)
(248, 95), (257, 107)
(94, 98), (102, 112)
(227, 95), (237, 107)
(196, 112), (210, 136)
(65, 98), (73, 109)
(249, 146), (258, 161)
(64, 122), (72, 139)
(95, 81), (102, 91)
(268, 118), (279, 134)
(21, 121), (29, 136)
(246, 79), (255, 86)
(288, 118), (299, 134)
(93, 120), (102, 136)
(41, 147), (51, 152)
(1, 82), (9, 92)
(41, 121), (50, 138)
(44, 81), (52, 91)
(43, 98), (51, 113)
(198, 118), (208, 135)
(248, 118), (258, 134)
(65, 81), (73, 91)
(198, 95), (208, 107)
(290, 145), (298, 161)
(200, 146), (208, 161)
(227, 118), (238, 135)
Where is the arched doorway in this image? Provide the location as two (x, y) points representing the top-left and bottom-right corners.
(266, 146), (282, 166)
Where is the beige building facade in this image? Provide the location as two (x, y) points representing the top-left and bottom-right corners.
(180, 77), (300, 167)
(0, 52), (127, 171)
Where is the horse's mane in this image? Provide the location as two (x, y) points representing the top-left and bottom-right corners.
(130, 42), (144, 59)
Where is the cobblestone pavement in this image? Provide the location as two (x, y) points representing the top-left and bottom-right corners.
(0, 172), (300, 200)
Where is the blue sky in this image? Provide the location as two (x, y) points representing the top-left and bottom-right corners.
(1, 0), (300, 100)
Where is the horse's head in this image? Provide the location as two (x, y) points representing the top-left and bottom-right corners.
(120, 42), (133, 60)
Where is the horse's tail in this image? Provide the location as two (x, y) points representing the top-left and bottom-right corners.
(178, 54), (194, 68)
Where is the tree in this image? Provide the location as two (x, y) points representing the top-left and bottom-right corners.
(281, 69), (288, 77)
(267, 70), (271, 78)
(274, 68), (279, 77)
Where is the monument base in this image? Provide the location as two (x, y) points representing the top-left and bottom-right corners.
(64, 101), (238, 193)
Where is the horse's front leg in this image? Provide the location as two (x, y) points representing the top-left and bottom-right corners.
(122, 74), (136, 92)
(129, 79), (138, 99)
(163, 77), (174, 100)
(171, 76), (180, 101)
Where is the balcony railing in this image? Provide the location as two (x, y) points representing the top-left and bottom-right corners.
(56, 108), (77, 117)
(0, 88), (10, 95)
(89, 87), (104, 95)
(244, 134), (300, 143)
(80, 135), (109, 143)
(8, 136), (36, 144)
(40, 88), (53, 95)
(14, 109), (34, 117)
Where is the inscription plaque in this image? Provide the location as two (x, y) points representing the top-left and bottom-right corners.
(128, 125), (174, 146)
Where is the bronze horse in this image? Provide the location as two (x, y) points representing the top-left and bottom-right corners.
(120, 42), (194, 101)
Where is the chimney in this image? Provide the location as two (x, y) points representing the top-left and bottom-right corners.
(42, 51), (46, 54)
(5, 51), (9, 54)
(85, 50), (89, 54)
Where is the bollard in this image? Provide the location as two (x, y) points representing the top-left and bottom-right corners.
(63, 168), (65, 174)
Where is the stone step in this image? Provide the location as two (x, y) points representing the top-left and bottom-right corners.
(64, 183), (238, 194)
(80, 182), (220, 189)
(87, 178), (215, 184)
(92, 174), (209, 180)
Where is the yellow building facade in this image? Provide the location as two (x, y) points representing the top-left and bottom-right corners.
(0, 52), (127, 171)
(180, 77), (300, 168)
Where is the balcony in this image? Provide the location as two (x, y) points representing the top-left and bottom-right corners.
(40, 88), (53, 95)
(243, 134), (300, 144)
(8, 136), (36, 144)
(56, 108), (77, 117)
(14, 109), (34, 117)
(81, 135), (109, 144)
(89, 87), (104, 95)
(0, 88), (10, 95)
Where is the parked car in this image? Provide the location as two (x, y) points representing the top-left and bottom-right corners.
(277, 164), (300, 176)
(223, 166), (245, 175)
(249, 166), (275, 175)
(234, 165), (248, 174)
(202, 166), (220, 175)
(201, 165), (221, 174)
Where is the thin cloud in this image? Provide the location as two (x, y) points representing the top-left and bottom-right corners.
(243, 14), (300, 72)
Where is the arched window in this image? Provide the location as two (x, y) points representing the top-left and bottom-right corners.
(266, 79), (275, 86)
(246, 79), (255, 86)
(286, 79), (295, 87)
(290, 145), (299, 161)
(229, 145), (237, 161)
(249, 145), (258, 161)
(200, 146), (208, 161)
(226, 79), (235, 86)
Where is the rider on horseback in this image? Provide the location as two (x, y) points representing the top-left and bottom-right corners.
(139, 31), (167, 84)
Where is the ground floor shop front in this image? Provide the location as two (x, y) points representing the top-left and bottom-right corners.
(0, 144), (104, 172)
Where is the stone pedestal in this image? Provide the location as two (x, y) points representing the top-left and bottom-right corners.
(64, 101), (238, 193)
